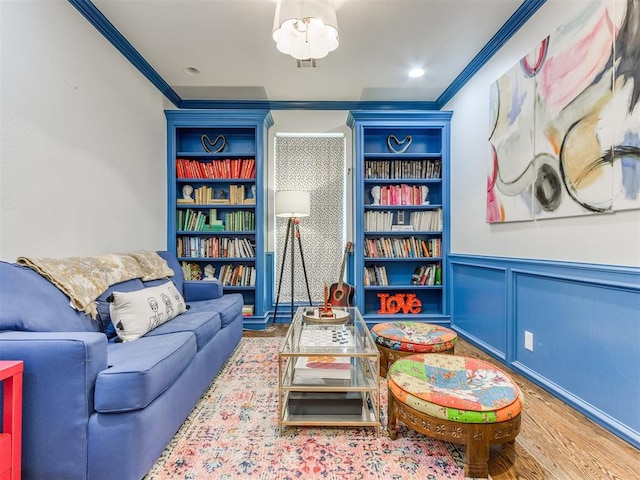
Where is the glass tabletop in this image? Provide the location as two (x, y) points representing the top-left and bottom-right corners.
(280, 306), (378, 356)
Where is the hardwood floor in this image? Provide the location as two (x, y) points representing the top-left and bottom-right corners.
(244, 325), (640, 479)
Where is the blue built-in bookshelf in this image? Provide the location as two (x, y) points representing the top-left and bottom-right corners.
(165, 110), (273, 322)
(348, 111), (453, 325)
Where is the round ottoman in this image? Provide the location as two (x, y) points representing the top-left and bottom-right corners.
(387, 354), (523, 478)
(371, 321), (457, 377)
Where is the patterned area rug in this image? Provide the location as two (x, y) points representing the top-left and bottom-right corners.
(144, 337), (479, 480)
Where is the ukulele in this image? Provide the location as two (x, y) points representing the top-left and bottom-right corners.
(328, 241), (355, 307)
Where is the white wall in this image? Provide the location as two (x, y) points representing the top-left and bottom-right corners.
(2, 1), (637, 268)
(445, 0), (640, 267)
(0, 0), (167, 261)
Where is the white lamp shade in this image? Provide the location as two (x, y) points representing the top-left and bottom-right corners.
(273, 0), (339, 60)
(275, 190), (311, 217)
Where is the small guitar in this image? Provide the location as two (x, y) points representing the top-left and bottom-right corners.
(328, 241), (355, 307)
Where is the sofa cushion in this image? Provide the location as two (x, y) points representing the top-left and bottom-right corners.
(126, 250), (174, 281)
(96, 278), (146, 339)
(156, 250), (184, 294)
(94, 332), (196, 412)
(0, 261), (100, 333)
(144, 310), (221, 351)
(186, 293), (243, 328)
(109, 281), (187, 341)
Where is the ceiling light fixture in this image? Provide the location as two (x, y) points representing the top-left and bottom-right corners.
(408, 68), (425, 78)
(273, 0), (339, 61)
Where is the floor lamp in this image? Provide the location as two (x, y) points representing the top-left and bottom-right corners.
(273, 190), (313, 326)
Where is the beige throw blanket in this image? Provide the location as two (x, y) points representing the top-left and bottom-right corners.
(17, 251), (174, 318)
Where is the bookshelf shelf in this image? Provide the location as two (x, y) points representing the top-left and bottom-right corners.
(166, 110), (273, 321)
(177, 257), (256, 262)
(348, 111), (452, 324)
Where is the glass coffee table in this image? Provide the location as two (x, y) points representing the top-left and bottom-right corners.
(278, 306), (380, 435)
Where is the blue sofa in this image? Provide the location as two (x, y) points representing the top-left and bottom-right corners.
(0, 250), (244, 480)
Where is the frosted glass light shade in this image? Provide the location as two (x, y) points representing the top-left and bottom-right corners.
(275, 190), (311, 218)
(272, 0), (339, 60)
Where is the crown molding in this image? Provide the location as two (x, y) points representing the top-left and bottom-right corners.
(67, 0), (182, 107)
(178, 99), (440, 111)
(436, 0), (547, 108)
(68, 0), (546, 111)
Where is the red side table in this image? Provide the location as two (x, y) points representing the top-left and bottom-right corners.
(0, 361), (23, 480)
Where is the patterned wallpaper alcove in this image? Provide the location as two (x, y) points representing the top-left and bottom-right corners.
(274, 135), (346, 303)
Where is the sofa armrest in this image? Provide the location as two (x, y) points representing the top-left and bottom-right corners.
(182, 280), (224, 302)
(0, 331), (108, 479)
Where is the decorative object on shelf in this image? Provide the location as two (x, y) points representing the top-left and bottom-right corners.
(178, 184), (195, 204)
(273, 190), (313, 324)
(370, 185), (381, 205)
(386, 135), (412, 154)
(203, 264), (216, 281)
(201, 134), (226, 153)
(272, 0), (339, 60)
(376, 293), (422, 314)
(421, 185), (430, 205)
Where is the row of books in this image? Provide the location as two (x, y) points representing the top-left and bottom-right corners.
(224, 211), (255, 231)
(177, 184), (255, 205)
(369, 184), (428, 206)
(177, 236), (255, 259)
(365, 211), (394, 232)
(181, 261), (203, 280)
(177, 209), (223, 232)
(364, 265), (388, 286)
(363, 263), (442, 286)
(364, 236), (441, 259)
(177, 209), (255, 232)
(218, 264), (256, 287)
(365, 159), (441, 179)
(409, 209), (443, 231)
(242, 305), (254, 316)
(176, 158), (256, 179)
(411, 264), (442, 285)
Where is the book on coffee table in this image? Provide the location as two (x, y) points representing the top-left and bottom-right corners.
(294, 356), (352, 380)
(287, 391), (363, 416)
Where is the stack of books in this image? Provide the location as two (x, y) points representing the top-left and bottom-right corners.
(294, 356), (352, 381)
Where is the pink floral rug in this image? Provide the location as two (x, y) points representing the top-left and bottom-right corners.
(144, 337), (477, 480)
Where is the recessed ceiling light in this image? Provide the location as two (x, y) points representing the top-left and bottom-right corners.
(408, 68), (425, 78)
(184, 66), (200, 75)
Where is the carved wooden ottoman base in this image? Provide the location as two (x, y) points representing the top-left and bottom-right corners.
(388, 390), (521, 478)
(386, 353), (523, 479)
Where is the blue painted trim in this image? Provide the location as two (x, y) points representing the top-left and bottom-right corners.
(449, 253), (640, 449)
(67, 0), (182, 107)
(165, 109), (274, 129)
(449, 253), (640, 278)
(509, 360), (640, 449)
(241, 313), (271, 331)
(70, 0), (544, 110)
(436, 0), (547, 108)
(178, 99), (440, 111)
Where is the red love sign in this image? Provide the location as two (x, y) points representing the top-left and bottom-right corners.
(377, 293), (422, 314)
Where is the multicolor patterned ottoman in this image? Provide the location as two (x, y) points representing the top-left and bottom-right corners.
(387, 354), (523, 478)
(371, 321), (457, 377)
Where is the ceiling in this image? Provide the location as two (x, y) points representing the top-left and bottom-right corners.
(72, 0), (546, 109)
